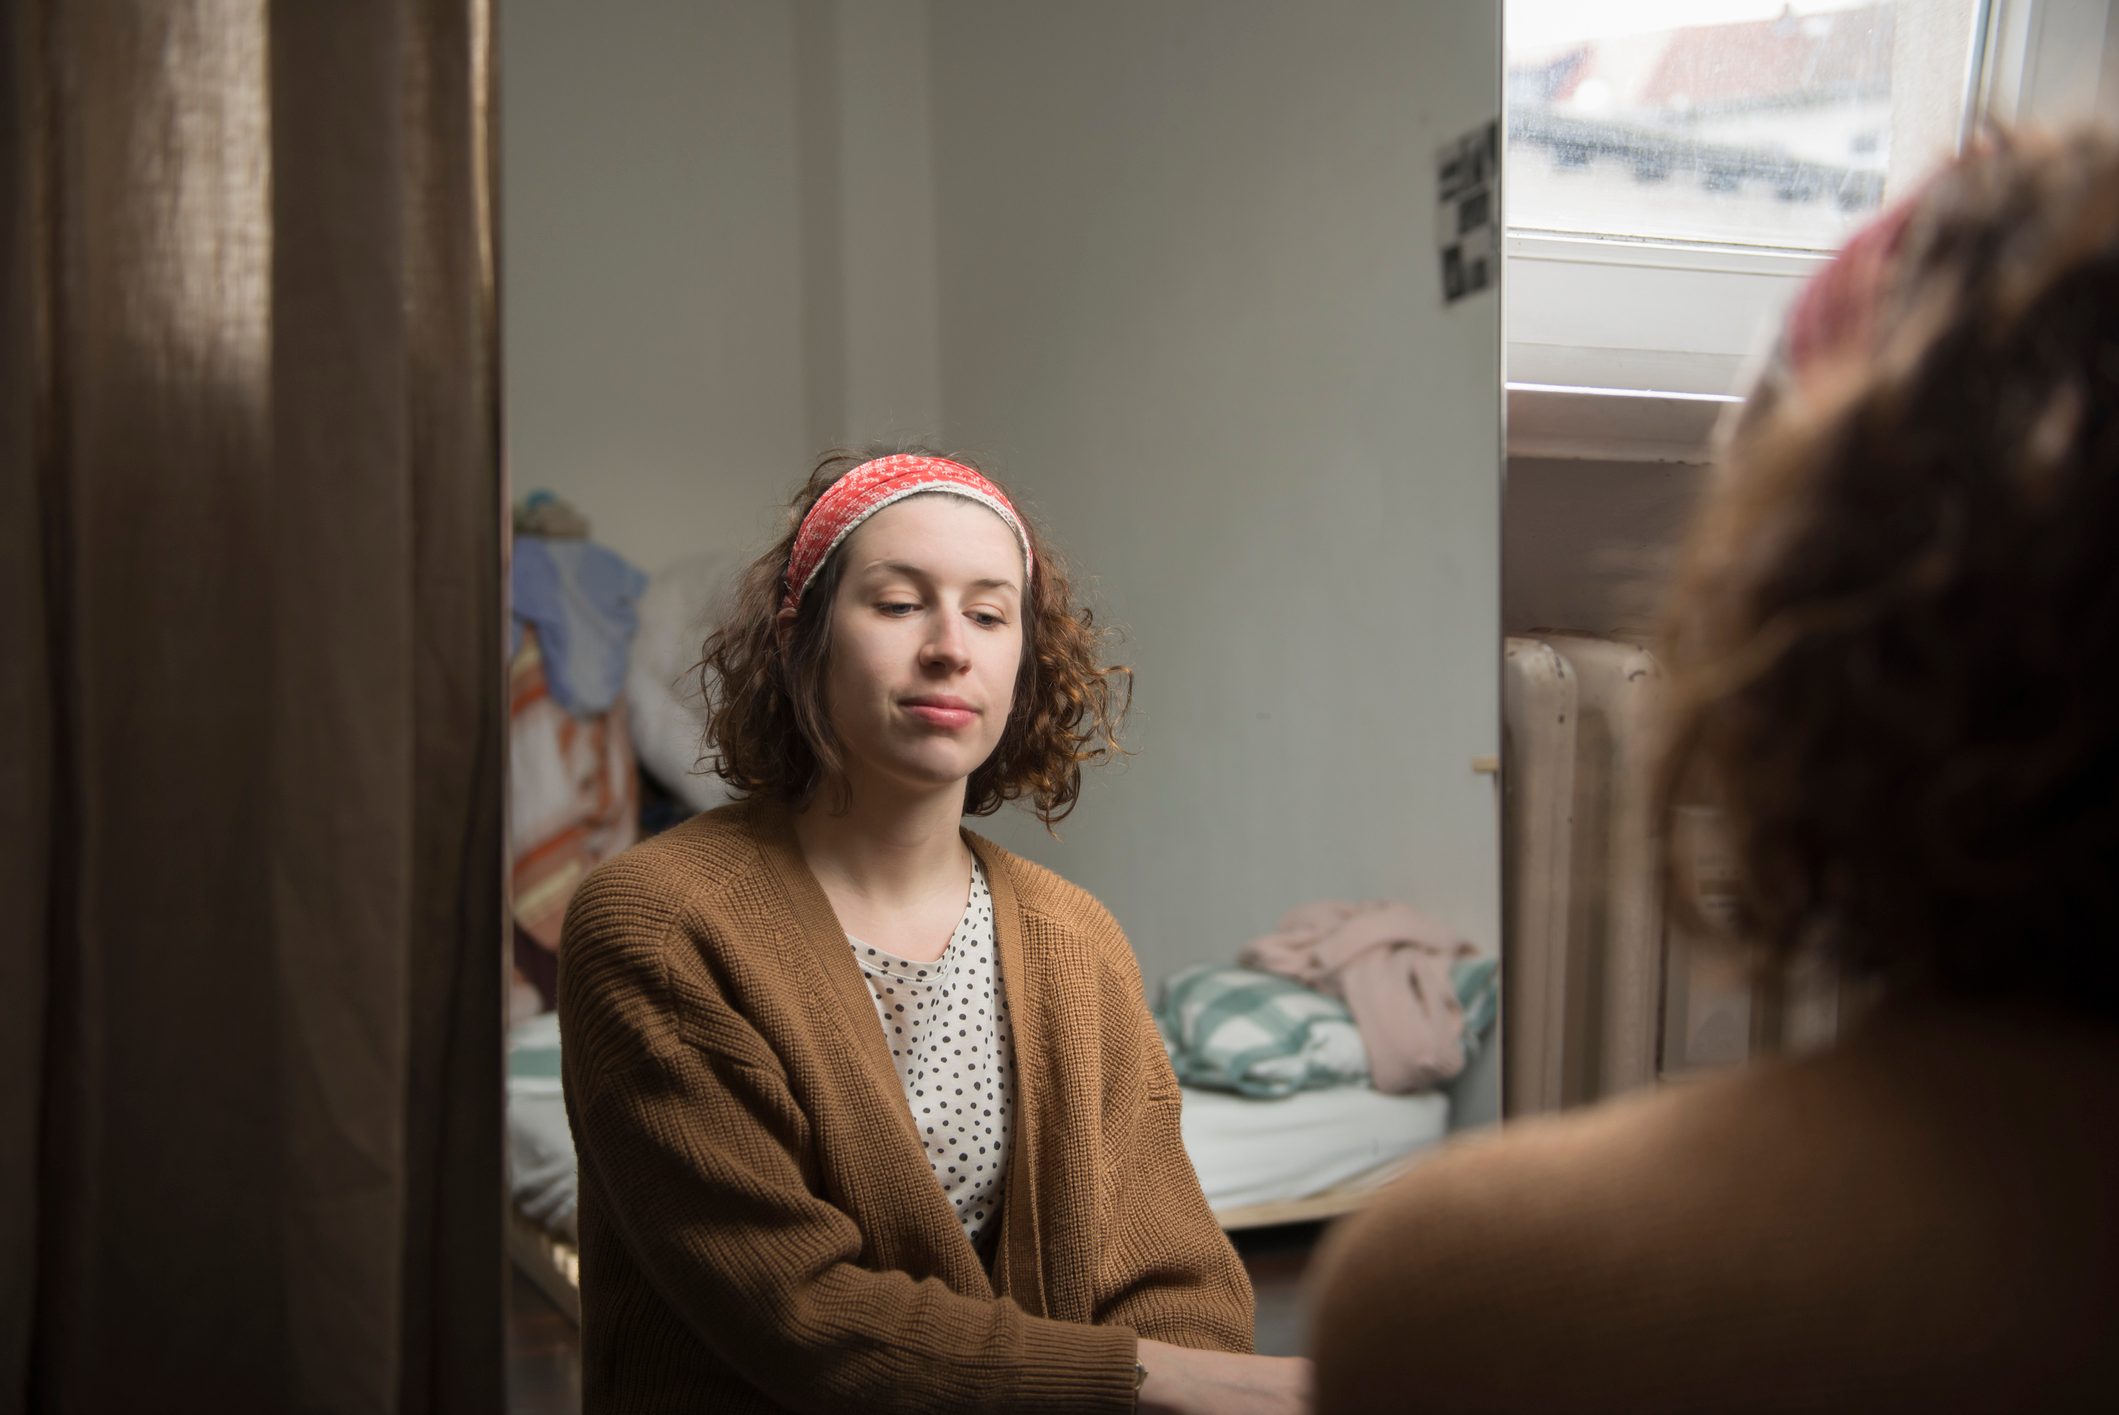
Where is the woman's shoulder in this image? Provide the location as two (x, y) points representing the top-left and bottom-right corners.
(557, 803), (793, 1067)
(1318, 1008), (2117, 1282)
(1310, 1005), (2119, 1411)
(1315, 1059), (1807, 1271)
(1303, 1066), (1830, 1410)
(563, 801), (781, 952)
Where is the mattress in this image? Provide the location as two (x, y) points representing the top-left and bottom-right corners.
(1181, 1083), (1451, 1222)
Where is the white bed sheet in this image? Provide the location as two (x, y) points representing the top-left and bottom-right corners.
(507, 1012), (578, 1241)
(1179, 1084), (1451, 1212)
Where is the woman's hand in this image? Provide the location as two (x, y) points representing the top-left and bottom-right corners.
(1136, 1337), (1312, 1415)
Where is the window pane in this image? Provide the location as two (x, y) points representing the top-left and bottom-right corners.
(1505, 0), (1980, 251)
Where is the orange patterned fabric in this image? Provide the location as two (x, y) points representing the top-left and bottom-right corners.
(510, 626), (638, 1006)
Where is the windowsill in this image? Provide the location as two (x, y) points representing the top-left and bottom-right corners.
(1505, 233), (1817, 402)
(1505, 382), (1737, 464)
(1503, 230), (1796, 461)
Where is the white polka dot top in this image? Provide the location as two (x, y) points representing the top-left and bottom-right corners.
(849, 860), (1015, 1252)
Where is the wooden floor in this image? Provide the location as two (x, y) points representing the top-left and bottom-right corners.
(508, 1267), (584, 1414)
(507, 1221), (1328, 1413)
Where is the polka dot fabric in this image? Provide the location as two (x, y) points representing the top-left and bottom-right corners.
(850, 860), (1014, 1251)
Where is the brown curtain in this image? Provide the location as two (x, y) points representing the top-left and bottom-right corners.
(2, 1), (505, 1409)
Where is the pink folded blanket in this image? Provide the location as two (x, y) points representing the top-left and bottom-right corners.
(1240, 900), (1476, 1094)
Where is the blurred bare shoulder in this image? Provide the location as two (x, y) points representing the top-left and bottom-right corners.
(1308, 1004), (2119, 1414)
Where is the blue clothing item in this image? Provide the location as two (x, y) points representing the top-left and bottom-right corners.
(511, 535), (649, 716)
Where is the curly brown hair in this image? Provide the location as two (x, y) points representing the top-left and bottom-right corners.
(699, 448), (1130, 826)
(1655, 128), (2119, 1019)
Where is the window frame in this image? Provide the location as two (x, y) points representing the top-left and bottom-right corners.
(1504, 0), (2114, 460)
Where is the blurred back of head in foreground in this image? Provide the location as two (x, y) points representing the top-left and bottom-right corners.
(1657, 128), (2119, 1024)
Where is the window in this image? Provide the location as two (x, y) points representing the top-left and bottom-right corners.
(1507, 0), (1979, 253)
(1503, 0), (2119, 456)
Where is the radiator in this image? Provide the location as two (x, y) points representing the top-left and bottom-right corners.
(1499, 637), (1577, 1118)
(1502, 634), (1842, 1118)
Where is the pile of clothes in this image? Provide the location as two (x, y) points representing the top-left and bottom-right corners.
(1156, 900), (1499, 1098)
(509, 493), (649, 1022)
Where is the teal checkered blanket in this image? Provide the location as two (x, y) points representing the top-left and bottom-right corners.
(1155, 957), (1500, 1098)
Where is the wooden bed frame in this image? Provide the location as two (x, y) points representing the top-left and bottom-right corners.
(507, 1205), (580, 1324)
(1211, 1155), (1416, 1230)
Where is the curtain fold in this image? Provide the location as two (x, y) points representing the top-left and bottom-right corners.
(1, 0), (55, 1403)
(2, 1), (504, 1409)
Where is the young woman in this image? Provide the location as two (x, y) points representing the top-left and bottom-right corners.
(559, 451), (1311, 1413)
(1308, 131), (2119, 1412)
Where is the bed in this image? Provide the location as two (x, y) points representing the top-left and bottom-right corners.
(506, 1013), (1455, 1318)
(1184, 1084), (1451, 1229)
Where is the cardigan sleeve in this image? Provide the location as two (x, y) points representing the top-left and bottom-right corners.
(559, 887), (1142, 1415)
(1086, 942), (1257, 1352)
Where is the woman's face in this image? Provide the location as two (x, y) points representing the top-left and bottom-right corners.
(821, 494), (1026, 803)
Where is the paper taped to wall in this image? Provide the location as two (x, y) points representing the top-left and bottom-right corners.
(1437, 119), (1499, 304)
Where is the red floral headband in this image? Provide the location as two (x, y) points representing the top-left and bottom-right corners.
(782, 454), (1034, 613)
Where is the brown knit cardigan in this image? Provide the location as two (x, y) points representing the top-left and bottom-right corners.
(557, 801), (1254, 1413)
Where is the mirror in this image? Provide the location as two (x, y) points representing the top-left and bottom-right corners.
(499, 0), (1501, 1387)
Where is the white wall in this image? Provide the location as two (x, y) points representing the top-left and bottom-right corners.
(505, 1), (1505, 1000)
(505, 0), (946, 571)
(829, 1), (944, 445)
(502, 0), (813, 575)
(927, 2), (1503, 982)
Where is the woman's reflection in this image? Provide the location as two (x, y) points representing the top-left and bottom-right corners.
(558, 449), (1311, 1412)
